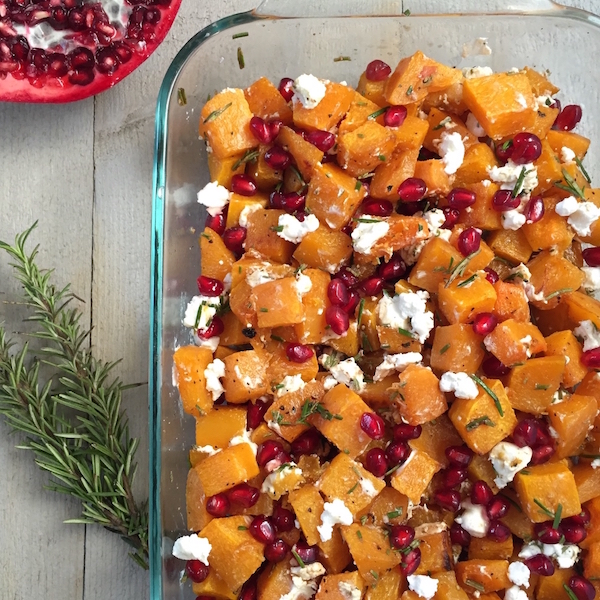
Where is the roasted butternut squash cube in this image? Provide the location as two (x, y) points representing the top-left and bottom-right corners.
(246, 149), (284, 193)
(468, 454), (500, 495)
(409, 414), (464, 468)
(468, 535), (513, 560)
(483, 319), (546, 367)
(581, 496), (600, 550)
(546, 129), (591, 160)
(199, 88), (256, 158)
(408, 237), (463, 293)
(293, 81), (355, 132)
(245, 208), (295, 264)
(200, 515), (264, 591)
(356, 486), (409, 527)
(225, 194), (268, 229)
(414, 525), (453, 575)
(564, 290), (600, 330)
(459, 181), (503, 231)
(192, 570), (236, 600)
(390, 449), (441, 503)
(266, 339), (319, 386)
(316, 572), (366, 600)
(573, 462), (600, 505)
(370, 148), (420, 202)
(229, 280), (257, 329)
(339, 92), (382, 135)
(223, 349), (269, 403)
(492, 280), (530, 323)
(506, 356), (565, 415)
(262, 463), (305, 500)
(532, 303), (576, 338)
(533, 139), (563, 196)
(244, 76), (293, 124)
(195, 405), (247, 449)
(432, 571), (470, 600)
(173, 345), (214, 417)
(250, 277), (305, 328)
(293, 226), (353, 275)
(514, 460), (581, 523)
(536, 567), (575, 600)
(422, 108), (476, 154)
(393, 115), (431, 153)
(487, 228), (533, 265)
(522, 197), (574, 252)
(292, 269), (331, 344)
(462, 73), (536, 139)
(545, 330), (587, 388)
(438, 272), (497, 325)
(329, 321), (361, 357)
(584, 542), (600, 580)
(576, 371), (600, 405)
(454, 559), (510, 593)
(529, 103), (560, 140)
(276, 125), (324, 182)
(449, 378), (517, 454)
(498, 488), (534, 541)
(548, 394), (597, 459)
(257, 560), (293, 600)
(390, 364), (448, 425)
(580, 188), (600, 246)
(186, 466), (212, 532)
(413, 158), (450, 197)
(523, 66), (560, 96)
(454, 143), (498, 188)
(358, 296), (381, 352)
(361, 214), (429, 261)
(200, 226), (236, 281)
(364, 567), (404, 600)
(208, 152), (246, 189)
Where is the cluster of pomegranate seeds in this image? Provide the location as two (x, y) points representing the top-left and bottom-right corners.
(325, 304), (349, 335)
(512, 418), (555, 464)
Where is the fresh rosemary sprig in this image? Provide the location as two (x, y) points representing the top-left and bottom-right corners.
(0, 224), (148, 569)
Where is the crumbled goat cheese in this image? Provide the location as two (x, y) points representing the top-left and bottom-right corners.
(556, 196), (600, 237)
(505, 586), (528, 600)
(439, 372), (479, 399)
(359, 477), (378, 498)
(518, 541), (580, 568)
(502, 209), (527, 231)
(246, 265), (277, 288)
(592, 458), (600, 469)
(455, 500), (489, 538)
(275, 374), (306, 397)
(338, 581), (361, 600)
(183, 295), (221, 331)
(488, 160), (538, 196)
(351, 217), (390, 254)
(489, 441), (532, 489)
(292, 74), (327, 109)
(204, 358), (225, 402)
(574, 319), (600, 351)
(520, 335), (533, 357)
(407, 574), (439, 600)
(328, 357), (365, 392)
(238, 203), (262, 227)
(323, 375), (337, 391)
(196, 181), (231, 216)
(317, 498), (353, 542)
(582, 266), (600, 301)
(377, 291), (434, 344)
(508, 561), (531, 588)
(466, 112), (486, 137)
(561, 146), (576, 164)
(535, 95), (554, 110)
(229, 429), (258, 456)
(193, 334), (220, 352)
(280, 562), (326, 600)
(509, 263), (545, 302)
(437, 131), (465, 175)
(463, 66), (494, 79)
(277, 213), (320, 243)
(515, 93), (528, 109)
(261, 463), (303, 496)
(295, 272), (313, 296)
(172, 534), (211, 564)
(401, 209), (448, 265)
(194, 444), (220, 456)
(373, 352), (423, 382)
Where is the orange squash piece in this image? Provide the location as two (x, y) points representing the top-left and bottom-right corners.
(393, 115), (431, 152)
(276, 125), (324, 181)
(222, 349), (269, 403)
(438, 272), (497, 325)
(195, 405), (247, 449)
(454, 560), (510, 593)
(548, 393), (597, 459)
(293, 225), (353, 275)
(493, 279), (530, 323)
(251, 277), (305, 328)
(370, 148), (420, 201)
(338, 91), (383, 135)
(244, 76), (293, 124)
(545, 330), (587, 388)
(293, 81), (354, 132)
(173, 345), (214, 417)
(390, 449), (442, 503)
(483, 319), (546, 367)
(200, 226), (236, 281)
(487, 228), (533, 265)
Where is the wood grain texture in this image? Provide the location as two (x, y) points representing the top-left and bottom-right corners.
(0, 1), (595, 599)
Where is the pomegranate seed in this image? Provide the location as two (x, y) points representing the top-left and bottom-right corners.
(443, 467), (468, 489)
(377, 255), (406, 281)
(495, 140), (514, 162)
(384, 105), (408, 128)
(365, 59), (391, 81)
(336, 267), (359, 288)
(450, 522), (471, 547)
(186, 560), (209, 583)
(486, 496), (510, 520)
(231, 174), (257, 196)
(524, 554), (555, 577)
(327, 279), (349, 307)
(492, 189), (521, 211)
(249, 515), (276, 544)
(306, 130), (336, 152)
(511, 132), (542, 164)
(294, 541), (317, 565)
(482, 355), (510, 377)
(565, 508), (591, 527)
(457, 227), (481, 256)
(272, 505), (295, 533)
(362, 198), (393, 216)
(285, 342), (313, 363)
(434, 489), (461, 512)
(269, 190), (285, 209)
(326, 305), (350, 335)
(442, 207), (460, 229)
(360, 276), (384, 296)
(393, 423), (422, 440)
(513, 419), (539, 448)
(487, 520), (510, 542)
(445, 445), (473, 467)
(583, 247), (600, 267)
(524, 196), (545, 224)
(264, 539), (288, 562)
(448, 188), (477, 210)
(292, 429), (324, 458)
(69, 68), (95, 86)
(197, 316), (224, 340)
(385, 441), (411, 467)
(205, 493), (230, 517)
(560, 522), (587, 544)
(554, 105), (583, 131)
(197, 275), (224, 297)
(390, 525), (415, 550)
(205, 212), (226, 235)
(228, 483), (260, 508)
(222, 227), (246, 254)
(484, 267), (499, 285)
(340, 289), (360, 315)
(398, 177), (427, 202)
(257, 440), (285, 467)
(360, 412), (385, 440)
(472, 313), (498, 336)
(247, 397), (272, 429)
(268, 120), (282, 140)
(582, 348), (600, 368)
(264, 146), (291, 170)
(278, 77), (294, 102)
(471, 480), (494, 505)
(535, 522), (562, 544)
(239, 580), (257, 600)
(534, 425), (551, 447)
(365, 448), (387, 477)
(47, 52), (69, 77)
(401, 547), (421, 576)
(530, 444), (554, 465)
(397, 201), (422, 216)
(250, 116), (272, 144)
(568, 575), (596, 600)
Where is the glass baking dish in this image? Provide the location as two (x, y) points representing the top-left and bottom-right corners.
(150, 1), (600, 598)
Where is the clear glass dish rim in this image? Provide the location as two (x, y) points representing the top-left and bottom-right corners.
(149, 2), (598, 598)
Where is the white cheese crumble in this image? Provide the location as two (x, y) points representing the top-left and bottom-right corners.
(582, 266), (600, 301)
(515, 93), (528, 109)
(295, 272), (313, 296)
(351, 217), (390, 254)
(194, 444), (220, 456)
(238, 203), (262, 227)
(437, 131), (465, 175)
(275, 374), (306, 397)
(439, 372), (479, 399)
(317, 498), (353, 542)
(203, 359), (225, 402)
(183, 295), (222, 331)
(466, 112), (486, 137)
(377, 291), (434, 344)
(229, 429), (258, 456)
(401, 209), (449, 266)
(172, 534), (212, 564)
(323, 375), (337, 391)
(280, 562), (326, 600)
(246, 265), (277, 288)
(574, 319), (600, 351)
(328, 357), (365, 392)
(508, 263), (545, 302)
(338, 581), (361, 600)
(455, 500), (489, 538)
(292, 74), (327, 109)
(373, 352), (423, 382)
(508, 561), (530, 588)
(556, 196), (600, 237)
(359, 477), (378, 498)
(502, 209), (527, 231)
(518, 541), (580, 568)
(489, 441), (532, 489)
(407, 574), (439, 600)
(277, 213), (320, 243)
(505, 586), (528, 600)
(535, 95), (554, 110)
(197, 181), (231, 217)
(261, 463), (303, 496)
(488, 160), (538, 196)
(592, 458), (600, 469)
(193, 334), (220, 352)
(561, 146), (576, 164)
(463, 66), (494, 79)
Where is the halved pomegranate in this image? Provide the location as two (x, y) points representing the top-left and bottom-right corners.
(0, 0), (182, 103)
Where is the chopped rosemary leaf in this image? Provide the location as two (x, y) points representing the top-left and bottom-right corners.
(403, 8), (411, 15)
(270, 225), (284, 232)
(553, 502), (563, 530)
(445, 249), (480, 287)
(361, 332), (372, 353)
(203, 102), (232, 123)
(534, 498), (555, 519)
(465, 580), (485, 592)
(355, 181), (362, 191)
(535, 383), (550, 390)
(360, 515), (368, 525)
(406, 85), (413, 96)
(237, 47), (245, 69)
(555, 168), (586, 200)
(354, 217), (382, 223)
(370, 570), (379, 580)
(259, 307), (268, 313)
(386, 508), (403, 519)
(238, 525), (248, 530)
(470, 374), (504, 416)
(397, 327), (415, 339)
(466, 415), (496, 431)
(367, 106), (389, 120)
(511, 167), (528, 198)
(177, 88), (187, 106)
(564, 583), (580, 600)
(545, 287), (573, 301)
(270, 334), (285, 343)
(334, 55), (352, 62)
(357, 298), (366, 326)
(232, 149), (260, 171)
(347, 482), (359, 494)
(378, 154), (386, 161)
(575, 156), (592, 183)
(433, 116), (452, 130)
(439, 343), (451, 355)
(292, 549), (305, 567)
(356, 530), (363, 539)
(457, 274), (477, 288)
(297, 400), (342, 425)
(232, 32), (249, 39)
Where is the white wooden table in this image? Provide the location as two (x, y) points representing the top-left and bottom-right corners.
(0, 0), (595, 598)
